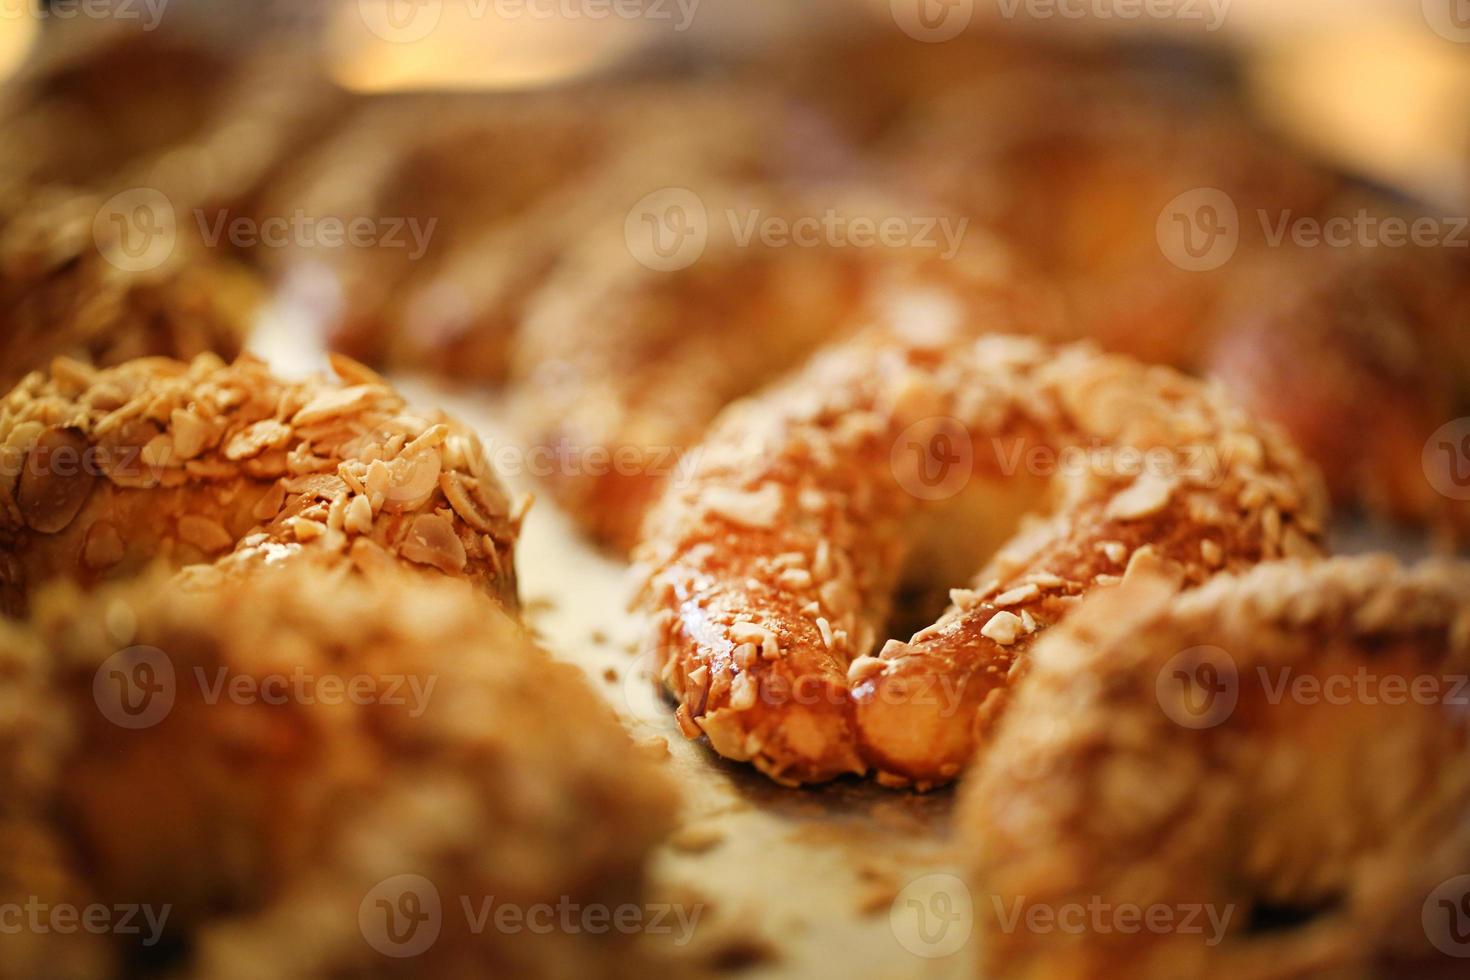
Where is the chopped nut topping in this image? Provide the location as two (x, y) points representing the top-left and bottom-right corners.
(981, 611), (1024, 646)
(994, 584), (1040, 607)
(701, 483), (783, 529)
(1106, 472), (1176, 521)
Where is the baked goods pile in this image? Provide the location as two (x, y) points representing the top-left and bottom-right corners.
(2, 11), (1468, 980)
(0, 357), (671, 978)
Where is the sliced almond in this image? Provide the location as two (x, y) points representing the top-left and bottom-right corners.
(291, 385), (381, 426)
(399, 513), (466, 573)
(177, 515), (233, 554)
(225, 419), (292, 461)
(18, 427), (95, 533)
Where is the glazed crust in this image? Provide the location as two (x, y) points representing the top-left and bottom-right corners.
(0, 562), (675, 979)
(634, 333), (1327, 787)
(0, 353), (520, 615)
(961, 556), (1470, 979)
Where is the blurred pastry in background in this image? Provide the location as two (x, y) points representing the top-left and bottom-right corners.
(1, 563), (674, 979)
(1207, 221), (1470, 541)
(0, 11), (343, 241)
(963, 556), (1470, 978)
(0, 181), (259, 392)
(262, 82), (862, 384)
(512, 196), (1059, 552)
(888, 59), (1470, 539)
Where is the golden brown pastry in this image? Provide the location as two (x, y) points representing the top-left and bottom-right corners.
(962, 556), (1470, 979)
(265, 83), (834, 383)
(0, 353), (520, 615)
(1, 15), (340, 226)
(0, 183), (260, 392)
(0, 561), (675, 979)
(890, 61), (1470, 538)
(634, 332), (1326, 787)
(1206, 225), (1470, 539)
(509, 184), (1015, 552)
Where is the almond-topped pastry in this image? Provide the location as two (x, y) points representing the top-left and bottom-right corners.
(0, 353), (521, 615)
(962, 556), (1470, 979)
(633, 333), (1326, 787)
(1, 562), (675, 978)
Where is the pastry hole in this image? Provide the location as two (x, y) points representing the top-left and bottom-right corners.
(1245, 896), (1343, 935)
